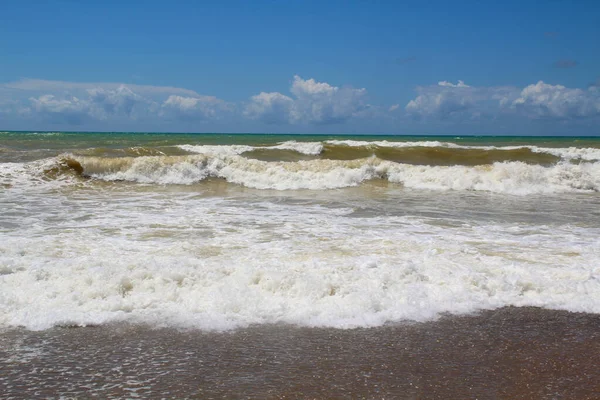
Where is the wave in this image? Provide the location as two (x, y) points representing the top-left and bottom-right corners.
(4, 139), (600, 193)
(324, 140), (600, 162)
(64, 155), (378, 189)
(7, 131), (65, 136)
(176, 140), (600, 165)
(1, 158), (83, 189)
(9, 153), (588, 194)
(78, 146), (169, 158)
(178, 141), (323, 156)
(178, 144), (255, 156)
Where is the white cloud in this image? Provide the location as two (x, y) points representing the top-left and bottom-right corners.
(28, 94), (92, 124)
(6, 78), (200, 98)
(405, 80), (526, 121)
(87, 85), (150, 119)
(405, 80), (485, 118)
(438, 80), (470, 88)
(245, 75), (368, 125)
(244, 92), (294, 124)
(512, 81), (600, 119)
(160, 95), (232, 120)
(3, 76), (599, 132)
(404, 80), (600, 122)
(290, 76), (368, 124)
(25, 86), (152, 124)
(1, 79), (228, 124)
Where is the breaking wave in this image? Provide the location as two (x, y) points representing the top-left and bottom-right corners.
(324, 140), (600, 162)
(176, 140), (600, 165)
(1, 154), (593, 194)
(3, 139), (600, 194)
(178, 141), (323, 156)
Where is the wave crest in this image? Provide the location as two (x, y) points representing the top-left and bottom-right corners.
(53, 154), (600, 194)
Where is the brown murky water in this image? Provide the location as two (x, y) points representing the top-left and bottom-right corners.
(1, 307), (599, 399)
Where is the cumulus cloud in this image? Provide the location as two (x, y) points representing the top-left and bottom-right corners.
(160, 95), (232, 120)
(244, 92), (294, 124)
(4, 76), (600, 132)
(1, 79), (229, 125)
(28, 94), (92, 124)
(245, 75), (368, 125)
(405, 80), (507, 119)
(437, 80), (470, 88)
(87, 85), (150, 119)
(405, 80), (467, 118)
(404, 79), (600, 121)
(25, 86), (153, 124)
(512, 81), (600, 119)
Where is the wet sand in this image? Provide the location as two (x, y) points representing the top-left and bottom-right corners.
(1, 307), (599, 399)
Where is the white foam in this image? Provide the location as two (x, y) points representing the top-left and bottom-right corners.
(1, 194), (599, 331)
(326, 139), (448, 148)
(177, 144), (254, 156)
(75, 155), (600, 194)
(213, 157), (379, 190)
(325, 140), (600, 161)
(178, 141), (324, 156)
(529, 146), (600, 161)
(0, 159), (78, 189)
(270, 141), (324, 155)
(30, 132), (64, 136)
(383, 161), (600, 194)
(3, 154), (600, 195)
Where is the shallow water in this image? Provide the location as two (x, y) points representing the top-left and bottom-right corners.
(1, 308), (599, 399)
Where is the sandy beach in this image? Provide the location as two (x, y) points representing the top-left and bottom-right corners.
(2, 307), (599, 399)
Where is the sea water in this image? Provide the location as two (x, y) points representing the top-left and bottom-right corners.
(1, 131), (599, 331)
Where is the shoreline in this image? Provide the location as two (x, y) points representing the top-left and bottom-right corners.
(2, 307), (599, 399)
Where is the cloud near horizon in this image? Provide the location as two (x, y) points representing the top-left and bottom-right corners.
(404, 80), (600, 121)
(1, 76), (599, 132)
(1, 76), (370, 127)
(160, 95), (232, 121)
(1, 79), (233, 125)
(404, 80), (516, 120)
(244, 75), (369, 125)
(513, 81), (600, 119)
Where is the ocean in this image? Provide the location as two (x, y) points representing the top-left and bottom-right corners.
(1, 131), (600, 397)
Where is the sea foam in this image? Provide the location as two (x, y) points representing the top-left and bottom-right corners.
(178, 141), (323, 156)
(72, 154), (600, 194)
(3, 151), (600, 194)
(1, 195), (599, 331)
(325, 140), (600, 161)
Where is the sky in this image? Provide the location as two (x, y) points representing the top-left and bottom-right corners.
(1, 0), (599, 135)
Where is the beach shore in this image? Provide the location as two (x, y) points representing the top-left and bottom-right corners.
(1, 306), (599, 399)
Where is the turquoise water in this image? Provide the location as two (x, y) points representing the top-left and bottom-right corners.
(3, 130), (600, 145)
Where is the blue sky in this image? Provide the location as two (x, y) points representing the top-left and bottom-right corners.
(1, 0), (599, 134)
